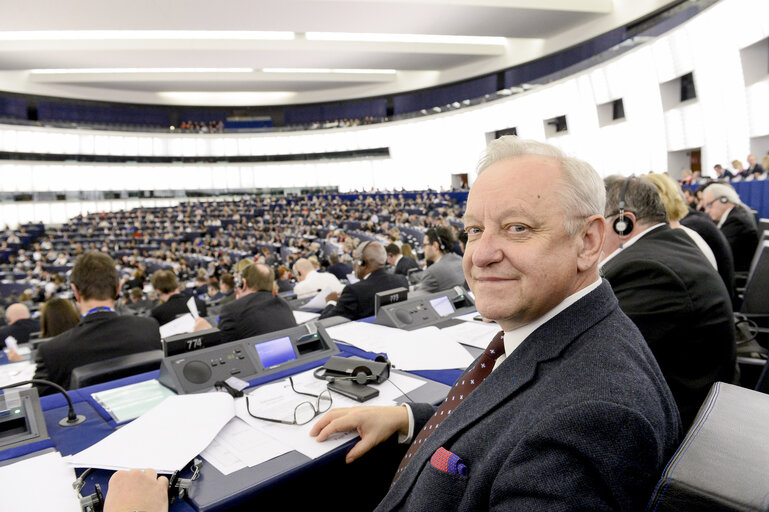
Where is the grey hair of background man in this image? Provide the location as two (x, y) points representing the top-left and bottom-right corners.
(476, 136), (606, 236)
(604, 175), (668, 225)
(357, 241), (387, 267)
(705, 182), (745, 208)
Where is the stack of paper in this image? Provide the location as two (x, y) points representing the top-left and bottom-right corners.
(0, 451), (80, 512)
(327, 322), (474, 371)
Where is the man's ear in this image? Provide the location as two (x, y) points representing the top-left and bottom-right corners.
(576, 214), (606, 272)
(71, 283), (81, 303)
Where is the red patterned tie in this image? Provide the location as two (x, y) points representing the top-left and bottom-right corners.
(392, 331), (505, 483)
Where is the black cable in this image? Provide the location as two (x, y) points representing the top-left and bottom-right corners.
(0, 379), (84, 425)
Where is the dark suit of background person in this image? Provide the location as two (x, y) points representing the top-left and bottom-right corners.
(385, 243), (419, 277)
(0, 303), (39, 347)
(602, 177), (736, 430)
(149, 269), (207, 326)
(320, 242), (408, 321)
(326, 253), (352, 280)
(680, 208), (736, 302)
(32, 252), (161, 394)
(703, 184), (759, 274)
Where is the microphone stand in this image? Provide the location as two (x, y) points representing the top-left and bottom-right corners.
(0, 379), (86, 427)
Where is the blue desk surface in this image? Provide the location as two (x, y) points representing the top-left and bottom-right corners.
(0, 343), (460, 511)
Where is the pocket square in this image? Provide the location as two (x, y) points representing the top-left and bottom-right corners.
(430, 447), (468, 476)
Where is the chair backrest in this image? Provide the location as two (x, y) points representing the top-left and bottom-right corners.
(68, 350), (164, 389)
(647, 382), (769, 511)
(742, 241), (769, 314)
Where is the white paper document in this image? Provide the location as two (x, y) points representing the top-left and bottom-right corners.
(440, 321), (500, 349)
(300, 286), (335, 312)
(293, 310), (320, 324)
(200, 418), (291, 475)
(67, 393), (234, 473)
(159, 312), (195, 339)
(455, 311), (481, 322)
(186, 296), (200, 318)
(327, 323), (474, 371)
(4, 335), (18, 352)
(0, 360), (35, 388)
(0, 451), (80, 512)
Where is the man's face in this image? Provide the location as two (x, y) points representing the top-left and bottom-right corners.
(703, 190), (729, 221)
(748, 155), (757, 167)
(423, 237), (437, 263)
(462, 155), (585, 331)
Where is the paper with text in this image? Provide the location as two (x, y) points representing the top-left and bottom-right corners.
(200, 418), (291, 475)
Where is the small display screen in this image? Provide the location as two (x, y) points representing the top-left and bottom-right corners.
(429, 296), (455, 317)
(255, 336), (297, 369)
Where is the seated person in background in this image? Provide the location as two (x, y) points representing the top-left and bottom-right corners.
(107, 137), (682, 512)
(385, 243), (419, 277)
(33, 252), (161, 394)
(206, 280), (224, 302)
(326, 253), (352, 280)
(702, 183), (759, 273)
(412, 226), (466, 294)
(275, 266), (294, 294)
(601, 175), (735, 430)
(0, 303), (40, 347)
(320, 242), (408, 321)
(195, 263), (296, 342)
(149, 270), (207, 326)
(292, 258), (344, 299)
(126, 287), (154, 311)
(40, 298), (80, 338)
(217, 272), (237, 306)
(193, 269), (208, 297)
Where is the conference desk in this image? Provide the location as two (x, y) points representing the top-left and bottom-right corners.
(0, 329), (459, 511)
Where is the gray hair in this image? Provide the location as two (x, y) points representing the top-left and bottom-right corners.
(357, 241), (387, 267)
(477, 136), (605, 236)
(704, 182), (744, 207)
(604, 175), (668, 225)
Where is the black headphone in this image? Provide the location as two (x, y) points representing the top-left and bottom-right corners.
(613, 176), (634, 236)
(356, 241), (370, 267)
(317, 355), (391, 385)
(426, 228), (448, 252)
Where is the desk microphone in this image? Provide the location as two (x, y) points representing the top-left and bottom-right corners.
(0, 379), (86, 427)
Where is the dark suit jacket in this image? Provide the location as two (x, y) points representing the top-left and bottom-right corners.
(327, 262), (353, 280)
(218, 291), (297, 342)
(0, 318), (40, 347)
(393, 256), (419, 276)
(150, 294), (207, 326)
(377, 281), (681, 511)
(602, 225), (735, 429)
(319, 269), (408, 320)
(719, 206), (758, 273)
(33, 311), (160, 393)
(680, 208), (735, 301)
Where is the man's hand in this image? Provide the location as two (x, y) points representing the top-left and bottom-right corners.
(193, 317), (212, 331)
(104, 469), (169, 512)
(5, 348), (23, 362)
(325, 291), (340, 303)
(310, 406), (408, 463)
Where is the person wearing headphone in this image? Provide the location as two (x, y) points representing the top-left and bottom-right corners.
(32, 252), (161, 394)
(412, 226), (466, 295)
(319, 241), (408, 321)
(601, 176), (735, 430)
(194, 263), (296, 343)
(701, 183), (759, 273)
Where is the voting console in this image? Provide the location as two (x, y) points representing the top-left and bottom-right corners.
(374, 287), (475, 330)
(158, 323), (340, 394)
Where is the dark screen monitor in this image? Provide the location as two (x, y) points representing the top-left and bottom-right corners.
(254, 335), (298, 369)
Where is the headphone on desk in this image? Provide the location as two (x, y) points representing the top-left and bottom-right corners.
(315, 354), (391, 385)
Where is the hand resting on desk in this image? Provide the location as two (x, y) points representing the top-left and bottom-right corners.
(310, 405), (408, 463)
(104, 468), (169, 512)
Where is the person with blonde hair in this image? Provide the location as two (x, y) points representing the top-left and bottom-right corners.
(646, 173), (716, 269)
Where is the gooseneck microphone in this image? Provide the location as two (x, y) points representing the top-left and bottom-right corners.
(0, 379), (86, 427)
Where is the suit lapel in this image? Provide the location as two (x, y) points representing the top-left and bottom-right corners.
(384, 280), (618, 508)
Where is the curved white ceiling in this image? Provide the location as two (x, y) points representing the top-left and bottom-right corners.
(0, 0), (678, 106)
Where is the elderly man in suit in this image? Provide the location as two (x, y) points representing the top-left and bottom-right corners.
(319, 241), (408, 321)
(103, 137), (681, 512)
(601, 175), (735, 429)
(33, 252), (160, 394)
(411, 226), (466, 294)
(702, 183), (758, 273)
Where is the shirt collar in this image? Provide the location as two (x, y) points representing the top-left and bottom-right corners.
(717, 206), (734, 228)
(599, 222), (666, 268)
(499, 277), (602, 360)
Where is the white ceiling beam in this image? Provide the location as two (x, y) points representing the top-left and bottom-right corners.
(29, 70), (399, 84)
(329, 0), (613, 13)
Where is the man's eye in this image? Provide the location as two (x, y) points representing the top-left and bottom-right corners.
(465, 227), (482, 235)
(508, 225), (528, 233)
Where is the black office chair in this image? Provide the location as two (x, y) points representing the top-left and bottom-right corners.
(68, 350), (164, 389)
(646, 382), (769, 511)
